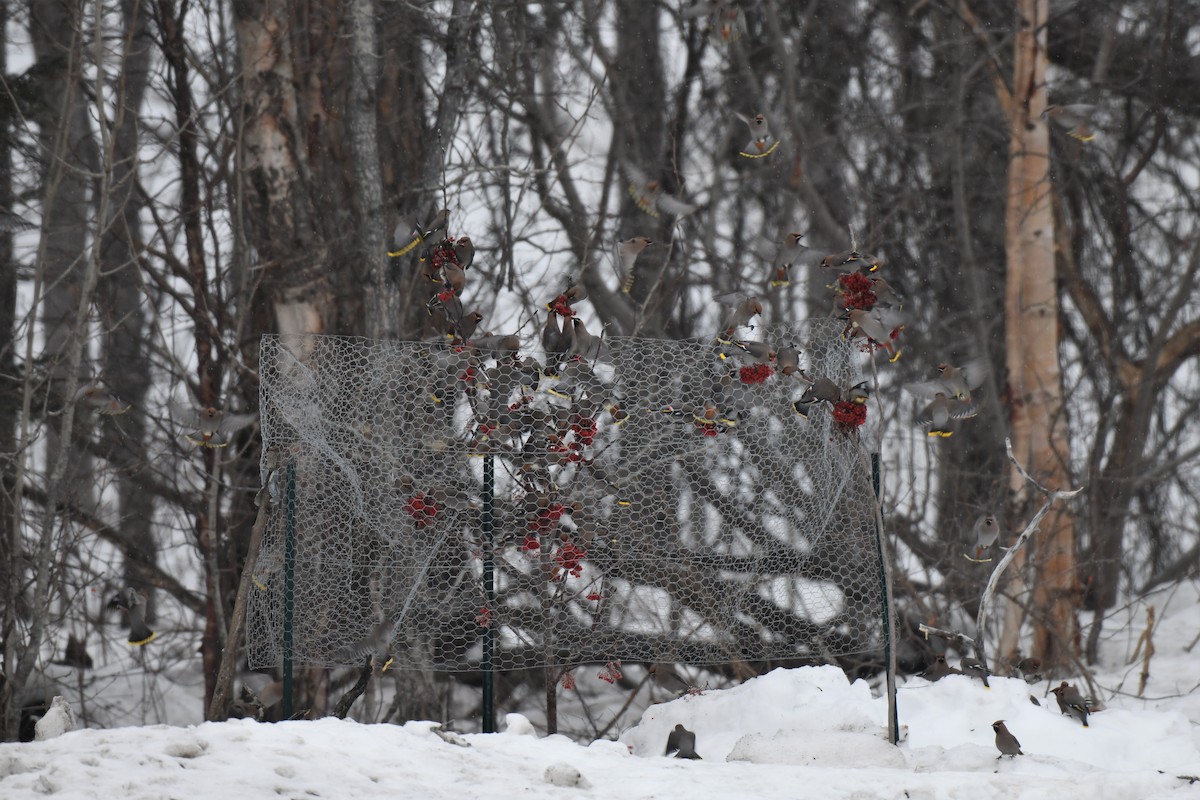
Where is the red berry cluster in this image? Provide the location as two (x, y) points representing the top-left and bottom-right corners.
(547, 294), (576, 318)
(555, 541), (586, 578)
(403, 492), (441, 527)
(739, 363), (775, 384)
(597, 659), (623, 684)
(475, 606), (492, 629)
(837, 272), (877, 311)
(831, 400), (868, 434)
(560, 670), (576, 690)
(429, 240), (458, 272)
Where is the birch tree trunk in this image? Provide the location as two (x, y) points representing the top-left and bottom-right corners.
(1000, 0), (1079, 671)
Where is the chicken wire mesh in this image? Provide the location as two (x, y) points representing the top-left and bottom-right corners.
(246, 320), (884, 672)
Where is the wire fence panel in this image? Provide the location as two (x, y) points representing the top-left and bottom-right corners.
(247, 321), (883, 672)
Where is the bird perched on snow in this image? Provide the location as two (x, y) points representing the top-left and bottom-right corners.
(73, 379), (132, 415)
(108, 587), (156, 646)
(914, 392), (977, 438)
(992, 720), (1022, 757)
(1051, 682), (1090, 727)
(767, 232), (807, 288)
(170, 401), (258, 448)
(735, 112), (780, 158)
(921, 654), (961, 682)
(616, 236), (653, 294)
(623, 162), (697, 219)
(907, 359), (988, 404)
(665, 723), (702, 759)
(1042, 104), (1098, 141)
(34, 696), (76, 741)
(965, 513), (1001, 562)
(842, 307), (902, 362)
(960, 656), (991, 688)
(714, 291), (762, 341)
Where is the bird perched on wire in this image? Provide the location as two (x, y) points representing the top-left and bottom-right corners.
(1042, 104), (1098, 141)
(775, 346), (802, 377)
(665, 723), (702, 759)
(541, 311), (575, 374)
(170, 401), (258, 448)
(731, 339), (776, 364)
(914, 392), (977, 438)
(73, 379), (132, 416)
(791, 373), (842, 418)
(992, 720), (1023, 757)
(108, 587), (156, 646)
(616, 236), (653, 294)
(1051, 682), (1091, 727)
(735, 112), (780, 158)
(960, 656), (991, 688)
(623, 162), (697, 219)
(965, 513), (1001, 562)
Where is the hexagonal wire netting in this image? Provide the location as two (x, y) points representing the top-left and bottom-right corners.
(246, 320), (885, 674)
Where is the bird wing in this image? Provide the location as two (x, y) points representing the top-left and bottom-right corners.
(655, 192), (698, 217)
(959, 357), (990, 390)
(903, 379), (945, 400)
(167, 399), (204, 429)
(216, 411), (259, 435)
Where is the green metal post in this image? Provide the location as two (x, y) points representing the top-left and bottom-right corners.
(872, 452), (899, 744)
(282, 463), (296, 719)
(481, 454), (495, 733)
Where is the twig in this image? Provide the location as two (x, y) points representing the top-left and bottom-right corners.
(331, 656), (373, 719)
(1130, 605), (1155, 697)
(917, 623), (977, 652)
(974, 438), (1084, 665)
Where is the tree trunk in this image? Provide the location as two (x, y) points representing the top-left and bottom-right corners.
(1000, 0), (1079, 671)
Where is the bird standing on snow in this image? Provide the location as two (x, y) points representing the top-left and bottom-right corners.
(1051, 682), (1090, 727)
(965, 513), (1001, 562)
(921, 654), (961, 682)
(665, 723), (702, 759)
(992, 720), (1023, 757)
(109, 587), (156, 646)
(960, 656), (991, 688)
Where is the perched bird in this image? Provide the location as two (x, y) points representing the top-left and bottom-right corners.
(732, 340), (775, 363)
(992, 720), (1023, 757)
(546, 281), (589, 315)
(342, 617), (395, 671)
(170, 401), (258, 448)
(0, 207), (36, 233)
(792, 373), (842, 418)
(735, 112), (780, 158)
(617, 236), (653, 293)
(665, 723), (702, 759)
(468, 334), (521, 360)
(960, 656), (991, 688)
(454, 310), (485, 342)
(624, 162), (697, 219)
(843, 307), (902, 362)
(768, 232), (807, 287)
(907, 358), (988, 404)
(1012, 656), (1043, 683)
(108, 587), (156, 646)
(541, 311), (575, 371)
(453, 236), (475, 270)
(820, 249), (882, 274)
(441, 260), (466, 295)
(1042, 104), (1098, 141)
(571, 318), (608, 362)
(1051, 682), (1090, 727)
(965, 513), (1001, 562)
(869, 277), (902, 309)
(73, 379), (132, 415)
(914, 392), (977, 438)
(775, 346), (801, 377)
(714, 291), (763, 340)
(921, 654), (961, 682)
(845, 381), (871, 404)
(420, 207), (450, 244)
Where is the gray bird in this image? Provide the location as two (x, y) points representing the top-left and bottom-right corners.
(714, 291), (763, 340)
(735, 112), (780, 158)
(108, 587), (156, 646)
(441, 260), (466, 295)
(1051, 682), (1090, 727)
(1041, 104), (1098, 141)
(792, 373), (842, 418)
(420, 207), (450, 243)
(74, 380), (132, 415)
(455, 310), (485, 342)
(921, 654), (961, 682)
(844, 381), (871, 404)
(571, 318), (608, 362)
(820, 249), (882, 273)
(170, 401), (258, 448)
(843, 308), (901, 362)
(624, 162), (697, 219)
(541, 311), (575, 372)
(664, 723), (702, 759)
(617, 236), (653, 293)
(965, 514), (1001, 562)
(914, 392), (977, 438)
(468, 334), (521, 360)
(768, 232), (807, 287)
(775, 346), (801, 376)
(869, 277), (902, 309)
(960, 656), (991, 688)
(388, 213), (423, 257)
(732, 340), (775, 364)
(992, 720), (1022, 757)
(0, 208), (36, 233)
(342, 617), (395, 671)
(907, 359), (988, 404)
(453, 236), (475, 270)
(53, 634), (93, 670)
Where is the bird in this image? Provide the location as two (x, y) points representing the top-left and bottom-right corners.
(541, 311), (575, 372)
(73, 379), (132, 415)
(768, 232), (807, 287)
(453, 236), (475, 270)
(571, 318), (608, 362)
(735, 112), (780, 158)
(845, 381), (871, 404)
(467, 334), (521, 359)
(992, 720), (1023, 757)
(623, 162), (697, 219)
(960, 656), (991, 688)
(714, 291), (762, 340)
(732, 340), (775, 363)
(454, 310), (485, 342)
(441, 260), (466, 295)
(965, 513), (1001, 562)
(1042, 104), (1098, 141)
(906, 358), (988, 404)
(108, 587), (156, 646)
(820, 249), (882, 273)
(792, 373), (842, 418)
(420, 207), (450, 244)
(1051, 682), (1090, 727)
(546, 281), (589, 315)
(387, 213), (423, 257)
(341, 617), (395, 671)
(617, 236), (653, 293)
(1012, 656), (1043, 683)
(843, 308), (902, 361)
(664, 723), (702, 759)
(869, 277), (902, 309)
(0, 207), (36, 233)
(775, 346), (801, 377)
(170, 401), (258, 448)
(915, 392), (977, 438)
(920, 654), (961, 682)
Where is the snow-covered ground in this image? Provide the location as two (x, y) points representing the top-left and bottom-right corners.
(4, 583), (1199, 799)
